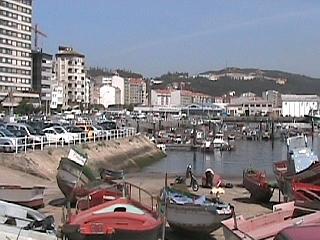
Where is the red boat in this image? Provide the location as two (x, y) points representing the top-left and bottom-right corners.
(0, 185), (45, 209)
(275, 224), (320, 240)
(222, 201), (320, 240)
(62, 182), (162, 240)
(273, 135), (320, 201)
(293, 182), (320, 210)
(242, 169), (273, 202)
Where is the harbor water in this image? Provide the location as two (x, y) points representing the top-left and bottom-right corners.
(143, 135), (320, 179)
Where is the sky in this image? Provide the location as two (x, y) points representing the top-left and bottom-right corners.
(34, 0), (320, 78)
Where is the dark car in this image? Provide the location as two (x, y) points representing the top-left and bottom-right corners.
(65, 125), (87, 141)
(98, 120), (117, 130)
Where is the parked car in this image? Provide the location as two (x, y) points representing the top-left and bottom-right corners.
(0, 128), (22, 152)
(5, 123), (46, 146)
(42, 127), (75, 144)
(52, 126), (79, 142)
(98, 120), (117, 130)
(65, 125), (86, 141)
(76, 124), (95, 140)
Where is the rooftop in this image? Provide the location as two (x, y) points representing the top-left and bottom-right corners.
(281, 94), (320, 101)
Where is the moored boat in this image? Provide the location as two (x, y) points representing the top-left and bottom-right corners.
(163, 187), (232, 234)
(213, 132), (228, 148)
(0, 185), (45, 209)
(222, 201), (320, 240)
(242, 169), (273, 202)
(62, 182), (162, 240)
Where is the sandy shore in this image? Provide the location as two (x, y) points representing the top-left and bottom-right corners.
(0, 167), (285, 240)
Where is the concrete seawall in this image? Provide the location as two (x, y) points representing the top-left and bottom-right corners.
(0, 135), (165, 180)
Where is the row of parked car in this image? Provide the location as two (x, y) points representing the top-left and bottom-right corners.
(0, 120), (119, 152)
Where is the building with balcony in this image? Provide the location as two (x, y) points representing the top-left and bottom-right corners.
(55, 46), (87, 108)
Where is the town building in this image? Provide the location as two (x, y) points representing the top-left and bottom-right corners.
(110, 75), (127, 105)
(55, 46), (87, 109)
(0, 0), (41, 107)
(227, 97), (273, 116)
(99, 85), (121, 108)
(281, 94), (320, 117)
(262, 90), (281, 108)
(150, 89), (171, 106)
(128, 78), (147, 106)
(171, 90), (193, 106)
(50, 83), (63, 109)
(32, 50), (53, 112)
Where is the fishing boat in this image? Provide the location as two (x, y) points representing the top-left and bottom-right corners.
(292, 181), (320, 210)
(227, 134), (236, 141)
(0, 200), (56, 240)
(273, 135), (320, 201)
(274, 224), (320, 240)
(163, 187), (232, 234)
(0, 185), (45, 209)
(56, 148), (122, 202)
(213, 132), (228, 148)
(222, 201), (320, 240)
(261, 131), (271, 140)
(242, 169), (273, 202)
(62, 182), (162, 240)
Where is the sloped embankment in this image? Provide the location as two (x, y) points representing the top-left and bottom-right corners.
(0, 135), (165, 180)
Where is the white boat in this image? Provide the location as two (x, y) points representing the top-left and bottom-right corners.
(0, 223), (57, 240)
(213, 133), (229, 148)
(163, 188), (232, 234)
(0, 200), (56, 239)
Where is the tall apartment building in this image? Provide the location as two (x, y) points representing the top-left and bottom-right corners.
(55, 46), (87, 108)
(128, 78), (147, 105)
(0, 0), (36, 106)
(32, 50), (53, 111)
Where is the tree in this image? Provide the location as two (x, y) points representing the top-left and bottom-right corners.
(16, 99), (34, 115)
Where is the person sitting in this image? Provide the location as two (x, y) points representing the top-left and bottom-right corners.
(204, 168), (214, 188)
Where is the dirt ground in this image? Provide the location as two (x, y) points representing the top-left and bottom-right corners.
(0, 167), (285, 240)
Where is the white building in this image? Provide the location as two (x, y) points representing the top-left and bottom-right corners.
(281, 94), (320, 117)
(151, 89), (171, 106)
(111, 75), (126, 105)
(99, 85), (121, 108)
(50, 84), (63, 109)
(55, 46), (87, 108)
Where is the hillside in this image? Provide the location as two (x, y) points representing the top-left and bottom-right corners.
(156, 68), (320, 96)
(88, 67), (143, 79)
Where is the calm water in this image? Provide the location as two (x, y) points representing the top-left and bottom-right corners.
(143, 135), (320, 178)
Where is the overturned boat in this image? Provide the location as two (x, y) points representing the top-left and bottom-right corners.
(162, 187), (232, 234)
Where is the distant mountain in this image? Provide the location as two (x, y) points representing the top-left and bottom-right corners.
(156, 68), (320, 96)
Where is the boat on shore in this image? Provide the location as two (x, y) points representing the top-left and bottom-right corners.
(0, 185), (45, 209)
(222, 201), (320, 240)
(242, 169), (273, 202)
(273, 135), (320, 201)
(162, 187), (232, 234)
(0, 200), (56, 240)
(293, 181), (320, 210)
(62, 182), (162, 240)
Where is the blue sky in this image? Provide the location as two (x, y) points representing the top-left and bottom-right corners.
(34, 0), (320, 77)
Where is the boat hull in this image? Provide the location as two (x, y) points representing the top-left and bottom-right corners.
(63, 228), (160, 240)
(243, 170), (273, 202)
(166, 203), (231, 234)
(0, 186), (45, 209)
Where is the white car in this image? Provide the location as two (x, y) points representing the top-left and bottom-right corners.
(53, 126), (80, 141)
(42, 127), (75, 144)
